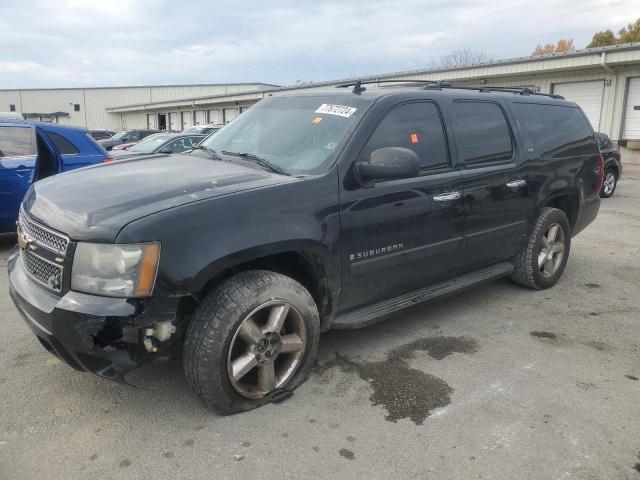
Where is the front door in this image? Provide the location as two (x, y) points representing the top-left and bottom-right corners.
(449, 100), (528, 271)
(0, 125), (38, 231)
(339, 101), (465, 310)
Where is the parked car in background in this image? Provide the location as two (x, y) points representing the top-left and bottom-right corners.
(89, 129), (115, 141)
(109, 132), (206, 158)
(111, 141), (138, 151)
(0, 122), (109, 232)
(99, 129), (158, 150)
(183, 124), (224, 135)
(595, 132), (622, 198)
(0, 112), (25, 122)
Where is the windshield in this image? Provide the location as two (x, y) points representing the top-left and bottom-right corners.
(109, 131), (130, 141)
(198, 96), (370, 174)
(128, 133), (173, 153)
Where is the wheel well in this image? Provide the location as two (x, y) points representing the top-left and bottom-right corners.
(605, 162), (618, 175)
(196, 251), (332, 318)
(545, 195), (579, 230)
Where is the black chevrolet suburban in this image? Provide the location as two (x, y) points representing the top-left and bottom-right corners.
(7, 82), (602, 414)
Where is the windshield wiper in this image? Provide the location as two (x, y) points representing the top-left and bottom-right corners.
(191, 145), (222, 161)
(221, 151), (287, 175)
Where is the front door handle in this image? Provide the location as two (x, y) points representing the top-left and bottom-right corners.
(433, 191), (461, 202)
(506, 179), (526, 188)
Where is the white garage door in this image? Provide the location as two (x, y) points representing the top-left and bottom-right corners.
(553, 81), (604, 130)
(194, 110), (206, 125)
(224, 108), (239, 123)
(622, 77), (640, 140)
(181, 111), (193, 130)
(208, 109), (222, 124)
(169, 112), (180, 131)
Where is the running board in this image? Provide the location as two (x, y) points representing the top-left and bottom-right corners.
(331, 262), (513, 330)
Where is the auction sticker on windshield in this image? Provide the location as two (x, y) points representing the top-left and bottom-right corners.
(315, 104), (357, 118)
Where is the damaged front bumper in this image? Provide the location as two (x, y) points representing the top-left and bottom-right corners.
(7, 247), (179, 381)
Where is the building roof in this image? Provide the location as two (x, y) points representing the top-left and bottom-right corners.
(106, 42), (640, 113)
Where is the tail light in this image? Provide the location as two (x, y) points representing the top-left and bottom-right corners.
(597, 153), (604, 191)
(101, 157), (113, 163)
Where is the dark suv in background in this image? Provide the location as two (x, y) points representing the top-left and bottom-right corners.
(8, 82), (602, 414)
(595, 132), (622, 198)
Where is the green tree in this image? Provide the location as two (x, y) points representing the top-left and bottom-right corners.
(587, 29), (617, 48)
(618, 18), (640, 44)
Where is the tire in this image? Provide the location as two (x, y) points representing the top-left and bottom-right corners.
(183, 270), (320, 414)
(511, 207), (571, 290)
(599, 168), (618, 198)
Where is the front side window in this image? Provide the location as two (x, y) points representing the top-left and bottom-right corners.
(199, 96), (370, 174)
(452, 101), (513, 165)
(358, 102), (449, 171)
(0, 126), (37, 157)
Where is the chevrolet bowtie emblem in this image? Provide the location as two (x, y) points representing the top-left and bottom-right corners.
(17, 228), (33, 251)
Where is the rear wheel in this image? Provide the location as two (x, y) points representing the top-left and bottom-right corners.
(183, 270), (320, 414)
(599, 168), (618, 198)
(511, 207), (571, 289)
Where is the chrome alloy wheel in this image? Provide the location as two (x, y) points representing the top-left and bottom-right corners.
(603, 172), (616, 195)
(227, 301), (307, 399)
(538, 223), (566, 278)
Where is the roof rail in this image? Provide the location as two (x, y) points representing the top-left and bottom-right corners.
(335, 78), (564, 99)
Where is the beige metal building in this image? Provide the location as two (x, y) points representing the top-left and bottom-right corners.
(0, 83), (277, 132)
(106, 42), (640, 144)
(3, 43), (640, 144)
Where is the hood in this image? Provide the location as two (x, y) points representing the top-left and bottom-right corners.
(23, 153), (297, 242)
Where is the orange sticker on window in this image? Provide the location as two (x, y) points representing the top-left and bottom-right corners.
(410, 133), (419, 143)
(312, 117), (323, 124)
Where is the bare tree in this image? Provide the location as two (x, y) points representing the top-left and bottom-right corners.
(433, 49), (494, 69)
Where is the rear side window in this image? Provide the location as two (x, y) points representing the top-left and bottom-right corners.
(47, 132), (79, 155)
(452, 101), (513, 165)
(511, 103), (596, 158)
(0, 126), (37, 157)
(360, 102), (449, 171)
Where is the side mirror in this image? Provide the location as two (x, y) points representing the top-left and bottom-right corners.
(355, 147), (420, 185)
(158, 148), (173, 154)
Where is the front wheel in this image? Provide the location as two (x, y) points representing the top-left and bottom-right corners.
(183, 270), (320, 414)
(511, 207), (571, 290)
(599, 168), (618, 198)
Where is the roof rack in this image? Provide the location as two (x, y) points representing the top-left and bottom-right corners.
(335, 79), (564, 99)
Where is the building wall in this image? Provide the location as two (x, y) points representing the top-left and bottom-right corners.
(0, 84), (273, 131)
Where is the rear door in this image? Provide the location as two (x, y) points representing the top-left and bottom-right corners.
(450, 100), (528, 272)
(339, 101), (464, 309)
(0, 124), (38, 230)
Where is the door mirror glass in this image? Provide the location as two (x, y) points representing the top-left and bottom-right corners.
(356, 147), (420, 183)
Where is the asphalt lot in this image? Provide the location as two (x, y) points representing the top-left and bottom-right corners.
(1, 167), (639, 480)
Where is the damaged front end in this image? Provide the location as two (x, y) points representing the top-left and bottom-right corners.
(8, 249), (181, 381)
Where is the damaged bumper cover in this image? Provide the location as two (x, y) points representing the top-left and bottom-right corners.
(7, 248), (179, 381)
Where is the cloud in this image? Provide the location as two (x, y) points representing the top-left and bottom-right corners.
(0, 0), (638, 89)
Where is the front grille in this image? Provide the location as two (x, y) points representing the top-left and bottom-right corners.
(19, 209), (69, 255)
(18, 208), (69, 293)
(20, 249), (63, 292)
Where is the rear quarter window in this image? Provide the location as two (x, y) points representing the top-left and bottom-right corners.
(512, 103), (597, 158)
(46, 132), (79, 155)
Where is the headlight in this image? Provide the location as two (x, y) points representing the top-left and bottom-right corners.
(71, 242), (160, 297)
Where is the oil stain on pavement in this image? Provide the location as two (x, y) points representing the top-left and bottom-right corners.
(315, 336), (478, 425)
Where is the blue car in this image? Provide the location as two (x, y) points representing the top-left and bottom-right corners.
(0, 122), (110, 232)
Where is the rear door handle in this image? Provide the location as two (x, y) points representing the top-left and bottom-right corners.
(433, 191), (461, 202)
(506, 179), (526, 188)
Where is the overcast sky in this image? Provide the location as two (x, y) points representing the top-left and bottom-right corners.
(1, 0), (638, 89)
